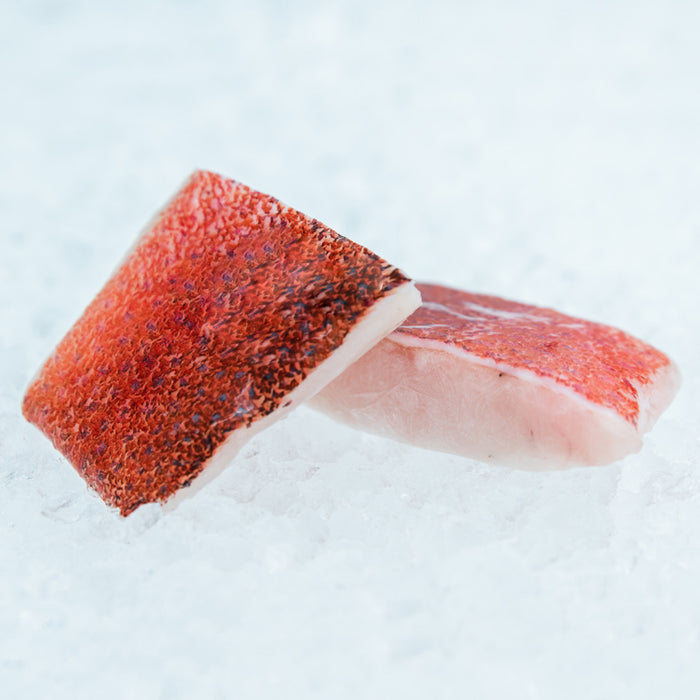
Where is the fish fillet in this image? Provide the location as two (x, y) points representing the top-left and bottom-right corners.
(312, 283), (680, 468)
(22, 170), (420, 514)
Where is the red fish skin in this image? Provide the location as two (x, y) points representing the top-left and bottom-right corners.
(22, 170), (411, 515)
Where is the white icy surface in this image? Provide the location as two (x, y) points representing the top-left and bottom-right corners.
(2, 1), (699, 697)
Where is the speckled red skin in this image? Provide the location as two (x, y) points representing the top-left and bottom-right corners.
(22, 170), (409, 515)
(396, 283), (674, 427)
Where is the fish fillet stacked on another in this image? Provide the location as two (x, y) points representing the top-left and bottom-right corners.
(22, 170), (420, 514)
(312, 283), (680, 468)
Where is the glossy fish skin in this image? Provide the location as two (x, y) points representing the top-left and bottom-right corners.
(312, 283), (680, 469)
(22, 170), (420, 514)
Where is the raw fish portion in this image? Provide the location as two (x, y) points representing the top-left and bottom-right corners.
(22, 170), (420, 515)
(312, 283), (680, 468)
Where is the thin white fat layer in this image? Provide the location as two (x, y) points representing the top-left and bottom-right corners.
(417, 300), (590, 329)
(420, 300), (546, 324)
(386, 332), (651, 435)
(163, 281), (422, 512)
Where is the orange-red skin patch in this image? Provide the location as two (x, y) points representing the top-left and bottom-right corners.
(23, 171), (408, 515)
(395, 283), (672, 426)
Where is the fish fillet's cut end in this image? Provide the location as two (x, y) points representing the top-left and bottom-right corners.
(22, 170), (419, 515)
(311, 283), (681, 469)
